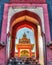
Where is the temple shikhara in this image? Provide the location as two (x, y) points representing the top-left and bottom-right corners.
(15, 33), (34, 57)
(0, 0), (52, 65)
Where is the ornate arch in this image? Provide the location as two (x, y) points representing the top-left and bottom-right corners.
(9, 10), (42, 60)
(10, 10), (41, 26)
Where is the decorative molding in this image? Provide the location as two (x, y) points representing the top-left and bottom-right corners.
(47, 41), (52, 49)
(0, 41), (6, 50)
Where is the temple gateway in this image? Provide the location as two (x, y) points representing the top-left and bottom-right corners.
(0, 0), (52, 65)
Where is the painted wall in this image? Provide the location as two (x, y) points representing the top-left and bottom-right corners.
(0, 0), (9, 36)
(10, 0), (46, 3)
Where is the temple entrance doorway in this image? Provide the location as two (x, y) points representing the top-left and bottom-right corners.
(7, 10), (44, 65)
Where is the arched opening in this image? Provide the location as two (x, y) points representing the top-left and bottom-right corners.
(15, 27), (36, 58)
(10, 10), (41, 27)
(10, 20), (38, 59)
(7, 10), (44, 65)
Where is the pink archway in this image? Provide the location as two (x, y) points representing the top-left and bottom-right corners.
(9, 10), (42, 60)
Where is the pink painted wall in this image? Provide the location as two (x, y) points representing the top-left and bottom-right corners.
(10, 0), (46, 3)
(1, 3), (52, 65)
(0, 48), (6, 65)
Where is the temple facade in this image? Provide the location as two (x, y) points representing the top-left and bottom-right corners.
(0, 0), (52, 65)
(15, 33), (34, 57)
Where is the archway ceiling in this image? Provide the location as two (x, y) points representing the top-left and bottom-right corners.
(15, 24), (34, 32)
(10, 10), (41, 30)
(11, 15), (39, 29)
(12, 20), (37, 35)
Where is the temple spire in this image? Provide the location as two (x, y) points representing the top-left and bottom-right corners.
(23, 33), (26, 38)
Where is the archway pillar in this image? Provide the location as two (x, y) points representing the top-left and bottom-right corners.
(7, 36), (11, 58)
(38, 25), (44, 65)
